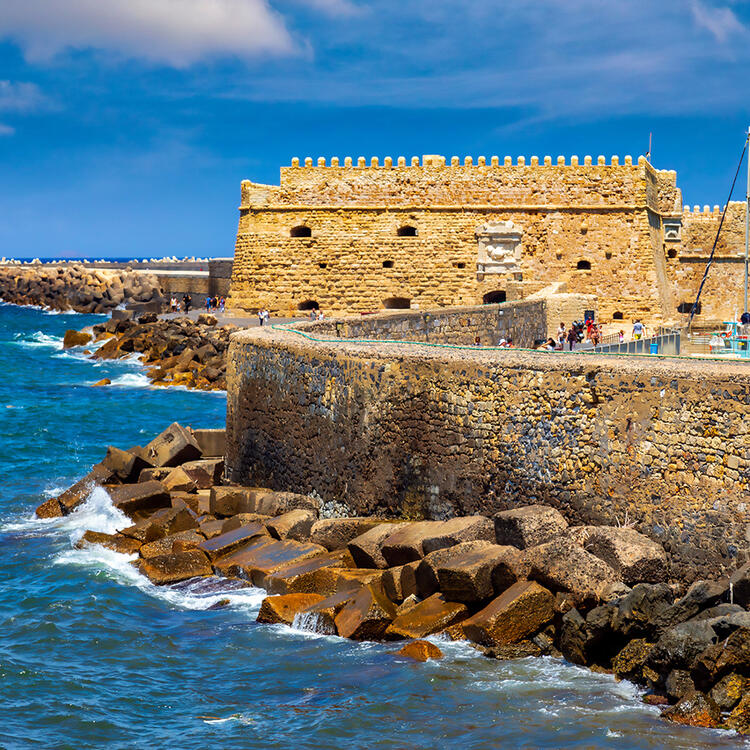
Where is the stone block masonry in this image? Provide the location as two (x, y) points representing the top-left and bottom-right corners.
(227, 323), (750, 582)
(228, 154), (748, 325)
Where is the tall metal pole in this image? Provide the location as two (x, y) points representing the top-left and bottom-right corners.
(746, 126), (750, 314)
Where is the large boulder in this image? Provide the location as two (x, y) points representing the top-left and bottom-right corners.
(559, 604), (620, 667)
(36, 463), (116, 517)
(385, 593), (468, 640)
(382, 562), (420, 603)
(197, 523), (268, 560)
(381, 521), (446, 566)
(263, 549), (355, 595)
(102, 445), (150, 483)
(266, 509), (316, 541)
(257, 593), (326, 626)
(209, 486), (255, 517)
(493, 505), (568, 549)
(462, 581), (555, 647)
(647, 621), (718, 674)
(662, 690), (721, 729)
(310, 518), (383, 551)
(709, 673), (747, 712)
(420, 516), (495, 555)
(162, 467), (198, 493)
(726, 693), (750, 734)
(63, 329), (92, 348)
(295, 589), (360, 635)
(142, 423), (202, 467)
(611, 583), (676, 639)
(435, 544), (522, 602)
(414, 540), (494, 599)
(252, 490), (320, 517)
(693, 627), (750, 689)
(137, 549), (213, 585)
(577, 527), (668, 584)
(139, 530), (205, 559)
(181, 458), (224, 489)
(334, 584), (397, 640)
(348, 523), (410, 569)
(109, 480), (171, 516)
(523, 537), (617, 602)
(75, 530), (142, 555)
(611, 638), (654, 682)
(213, 537), (327, 585)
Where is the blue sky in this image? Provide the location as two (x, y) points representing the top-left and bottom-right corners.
(0, 0), (749, 259)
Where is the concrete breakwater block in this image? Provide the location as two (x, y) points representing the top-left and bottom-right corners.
(58, 421), (750, 736)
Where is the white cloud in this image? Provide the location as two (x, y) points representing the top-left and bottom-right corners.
(0, 81), (49, 112)
(690, 0), (747, 40)
(0, 0), (297, 66)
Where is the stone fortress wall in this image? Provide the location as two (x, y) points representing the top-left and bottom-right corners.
(226, 311), (750, 582)
(228, 153), (748, 326)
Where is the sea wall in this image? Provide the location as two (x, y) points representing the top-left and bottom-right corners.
(227, 324), (750, 581)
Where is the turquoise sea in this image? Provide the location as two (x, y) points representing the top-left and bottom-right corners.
(0, 302), (746, 749)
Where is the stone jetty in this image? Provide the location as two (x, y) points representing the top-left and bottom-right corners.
(0, 263), (164, 313)
(63, 312), (231, 390)
(42, 422), (750, 735)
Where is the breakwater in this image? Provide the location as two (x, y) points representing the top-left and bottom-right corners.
(226, 318), (750, 584)
(58, 420), (750, 735)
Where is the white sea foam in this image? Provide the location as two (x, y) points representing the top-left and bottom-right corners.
(106, 372), (152, 388)
(13, 330), (64, 349)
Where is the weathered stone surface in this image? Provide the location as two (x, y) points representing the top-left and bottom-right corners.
(436, 544), (522, 602)
(137, 549), (213, 585)
(139, 467), (172, 483)
(213, 537), (327, 585)
(102, 446), (149, 483)
(726, 693), (750, 734)
(309, 518), (383, 551)
(92, 378), (111, 387)
(36, 463), (117, 517)
(709, 673), (747, 711)
(729, 563), (750, 608)
(670, 580), (728, 623)
(381, 521), (446, 566)
(192, 428), (226, 458)
(611, 583), (675, 639)
(162, 467), (197, 493)
(109, 480), (170, 516)
(420, 516), (495, 555)
(462, 581), (555, 647)
(221, 513), (272, 532)
(76, 530), (142, 555)
(257, 593), (326, 626)
(198, 517), (225, 539)
(197, 523), (267, 560)
(142, 422), (202, 467)
(382, 562), (420, 603)
(139, 530), (205, 559)
(263, 549), (355, 595)
(385, 593), (468, 640)
(524, 537), (617, 601)
(662, 690), (721, 729)
(348, 523), (410, 569)
(63, 329), (92, 348)
(396, 640), (444, 661)
(415, 541), (493, 599)
(665, 670), (696, 702)
(580, 527), (668, 585)
(558, 604), (618, 667)
(295, 589), (359, 635)
(141, 506), (198, 541)
(209, 486), (255, 517)
(252, 490), (320, 517)
(611, 638), (654, 682)
(266, 509), (316, 541)
(328, 568), (384, 592)
(181, 458), (224, 489)
(35, 495), (64, 518)
(334, 584), (397, 640)
(493, 505), (568, 549)
(476, 641), (544, 660)
(647, 621), (718, 674)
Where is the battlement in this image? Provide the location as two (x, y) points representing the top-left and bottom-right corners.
(287, 153), (649, 169)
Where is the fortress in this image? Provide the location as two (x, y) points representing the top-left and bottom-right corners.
(228, 153), (748, 325)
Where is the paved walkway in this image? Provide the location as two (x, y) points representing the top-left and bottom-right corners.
(159, 309), (294, 328)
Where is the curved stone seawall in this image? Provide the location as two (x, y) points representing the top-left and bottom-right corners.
(227, 324), (750, 583)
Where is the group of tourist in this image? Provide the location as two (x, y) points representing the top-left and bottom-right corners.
(257, 308), (270, 326)
(204, 295), (226, 313)
(555, 319), (602, 350)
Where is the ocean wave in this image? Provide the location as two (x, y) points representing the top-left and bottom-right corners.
(105, 372), (152, 388)
(12, 330), (64, 349)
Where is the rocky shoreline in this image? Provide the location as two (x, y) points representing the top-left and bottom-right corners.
(39, 422), (750, 736)
(63, 311), (231, 390)
(0, 264), (164, 313)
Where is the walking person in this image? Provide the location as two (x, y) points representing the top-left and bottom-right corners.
(557, 322), (566, 349)
(263, 308), (270, 326)
(219, 296), (225, 313)
(632, 320), (645, 340)
(182, 293), (191, 313)
(567, 326), (577, 351)
(258, 308), (264, 326)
